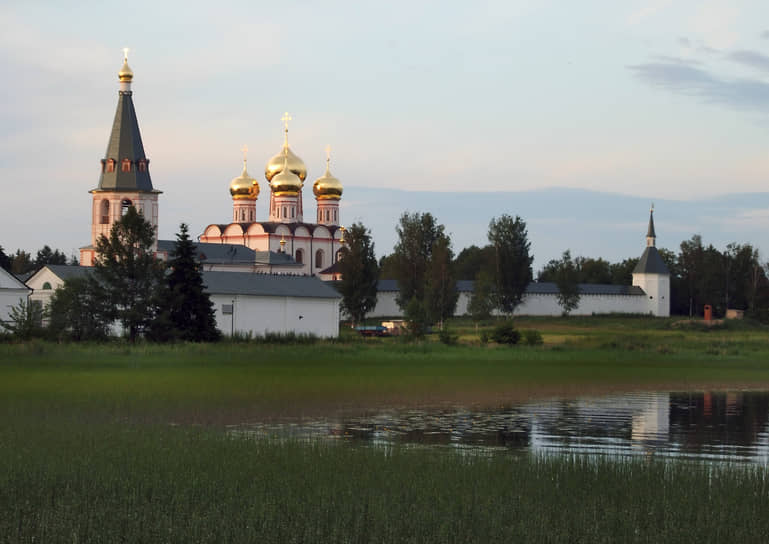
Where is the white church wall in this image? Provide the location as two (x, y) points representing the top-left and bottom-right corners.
(0, 290), (28, 324)
(515, 293), (650, 316)
(211, 294), (340, 338)
(369, 290), (653, 319)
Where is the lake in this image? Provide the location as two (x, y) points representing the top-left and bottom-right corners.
(234, 390), (769, 463)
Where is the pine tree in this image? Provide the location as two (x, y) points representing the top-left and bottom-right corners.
(150, 223), (220, 342)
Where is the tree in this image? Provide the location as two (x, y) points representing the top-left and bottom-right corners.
(392, 212), (448, 310)
(93, 206), (164, 342)
(468, 269), (495, 321)
(554, 250), (581, 316)
(337, 222), (379, 326)
(0, 246), (9, 271)
(378, 253), (399, 279)
(424, 234), (458, 326)
(35, 245), (67, 267)
(48, 276), (112, 341)
(9, 250), (34, 276)
(487, 214), (533, 316)
(454, 245), (495, 281)
(609, 258), (639, 286)
(149, 223), (220, 342)
(1, 298), (44, 339)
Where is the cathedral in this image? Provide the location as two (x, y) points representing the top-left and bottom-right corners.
(198, 113), (347, 277)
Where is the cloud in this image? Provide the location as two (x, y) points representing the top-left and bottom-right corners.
(627, 0), (674, 26)
(629, 60), (769, 112)
(728, 50), (769, 74)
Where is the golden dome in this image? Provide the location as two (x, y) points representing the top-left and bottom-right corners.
(265, 143), (306, 183)
(270, 152), (303, 196)
(229, 161), (259, 200)
(313, 160), (343, 200)
(118, 56), (133, 82)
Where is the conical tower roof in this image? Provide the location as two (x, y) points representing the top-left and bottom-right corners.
(94, 55), (155, 193)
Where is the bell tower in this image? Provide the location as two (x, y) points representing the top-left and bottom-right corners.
(81, 50), (162, 266)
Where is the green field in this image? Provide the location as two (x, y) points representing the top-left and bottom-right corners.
(2, 316), (769, 541)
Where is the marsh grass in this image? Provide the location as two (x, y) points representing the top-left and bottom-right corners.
(2, 418), (768, 543)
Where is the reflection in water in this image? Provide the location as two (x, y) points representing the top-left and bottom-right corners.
(235, 391), (769, 464)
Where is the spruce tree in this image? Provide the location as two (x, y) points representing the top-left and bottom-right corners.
(152, 223), (220, 342)
(337, 222), (379, 326)
(94, 206), (164, 342)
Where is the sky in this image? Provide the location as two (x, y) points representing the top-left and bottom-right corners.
(2, 0), (769, 266)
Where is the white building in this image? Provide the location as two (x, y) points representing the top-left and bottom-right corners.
(0, 268), (30, 326)
(25, 265), (341, 338)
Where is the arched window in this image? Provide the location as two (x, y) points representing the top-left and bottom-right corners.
(291, 207), (295, 218)
(121, 159), (132, 172)
(121, 199), (132, 216)
(283, 206), (287, 218)
(296, 249), (304, 264)
(325, 210), (330, 222)
(106, 159), (116, 173)
(240, 209), (245, 221)
(336, 250), (343, 262)
(42, 282), (52, 290)
(100, 199), (110, 224)
(334, 210), (337, 222)
(315, 249), (324, 269)
(138, 159), (147, 172)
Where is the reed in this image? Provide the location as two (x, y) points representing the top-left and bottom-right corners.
(1, 418), (766, 543)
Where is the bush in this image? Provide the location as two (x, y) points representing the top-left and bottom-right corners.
(479, 331), (489, 344)
(491, 321), (520, 345)
(522, 329), (543, 346)
(438, 328), (459, 346)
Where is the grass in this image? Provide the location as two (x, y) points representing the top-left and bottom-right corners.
(2, 419), (768, 543)
(2, 316), (769, 541)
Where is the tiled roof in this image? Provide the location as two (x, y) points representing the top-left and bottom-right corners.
(202, 271), (341, 299)
(377, 279), (644, 296)
(633, 247), (669, 275)
(94, 90), (154, 192)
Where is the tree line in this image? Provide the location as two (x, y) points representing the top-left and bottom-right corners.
(0, 245), (75, 276)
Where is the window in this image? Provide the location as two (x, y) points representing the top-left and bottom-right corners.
(315, 249), (324, 269)
(42, 282), (52, 290)
(283, 206), (287, 218)
(138, 159), (147, 172)
(325, 210), (330, 222)
(296, 249), (304, 264)
(121, 199), (132, 216)
(291, 207), (295, 218)
(334, 210), (337, 222)
(121, 159), (132, 172)
(106, 159), (115, 173)
(100, 199), (110, 224)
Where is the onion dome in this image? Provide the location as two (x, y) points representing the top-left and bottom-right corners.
(229, 160), (259, 200)
(313, 158), (343, 200)
(118, 53), (133, 82)
(270, 151), (303, 196)
(265, 143), (306, 183)
(265, 113), (307, 182)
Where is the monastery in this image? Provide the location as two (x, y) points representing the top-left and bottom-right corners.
(7, 54), (673, 336)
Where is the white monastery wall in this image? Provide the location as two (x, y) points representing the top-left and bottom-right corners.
(370, 290), (656, 318)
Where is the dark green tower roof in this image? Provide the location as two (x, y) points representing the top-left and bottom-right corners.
(94, 82), (155, 192)
(646, 209), (656, 239)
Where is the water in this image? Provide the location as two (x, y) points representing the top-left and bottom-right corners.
(234, 391), (769, 464)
